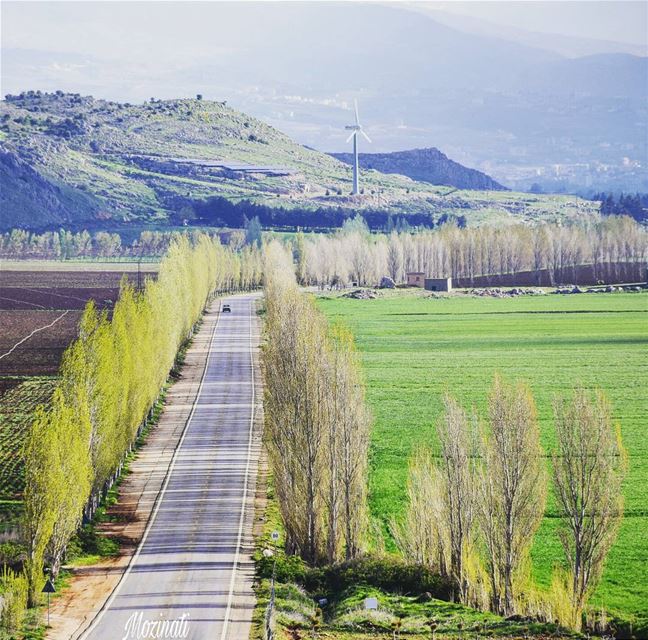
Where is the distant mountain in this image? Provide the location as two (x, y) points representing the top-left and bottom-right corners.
(408, 7), (648, 59)
(1, 3), (645, 192)
(516, 53), (648, 99)
(330, 148), (507, 192)
(0, 92), (599, 231)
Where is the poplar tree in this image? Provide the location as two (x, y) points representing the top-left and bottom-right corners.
(391, 449), (448, 575)
(328, 324), (370, 560)
(394, 396), (478, 601)
(263, 287), (328, 562)
(262, 242), (370, 564)
(21, 234), (262, 598)
(478, 375), (547, 616)
(46, 389), (92, 577)
(23, 405), (59, 605)
(552, 390), (626, 628)
(437, 394), (478, 602)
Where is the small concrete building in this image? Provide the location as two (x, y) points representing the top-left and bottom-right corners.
(424, 277), (452, 292)
(406, 272), (426, 287)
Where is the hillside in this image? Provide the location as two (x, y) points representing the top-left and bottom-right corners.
(3, 3), (646, 192)
(330, 147), (507, 191)
(0, 92), (599, 230)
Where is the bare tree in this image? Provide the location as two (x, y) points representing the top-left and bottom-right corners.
(478, 375), (547, 616)
(437, 394), (478, 602)
(552, 390), (626, 627)
(298, 217), (648, 289)
(387, 232), (404, 282)
(262, 242), (370, 564)
(329, 325), (371, 559)
(532, 225), (550, 284)
(263, 285), (328, 562)
(390, 448), (448, 575)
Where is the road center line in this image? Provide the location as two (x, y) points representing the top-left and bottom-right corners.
(220, 297), (257, 640)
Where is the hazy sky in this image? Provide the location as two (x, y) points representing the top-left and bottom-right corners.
(425, 1), (647, 47)
(2, 1), (646, 57)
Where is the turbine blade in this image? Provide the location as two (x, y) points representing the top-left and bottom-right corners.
(354, 99), (360, 125)
(361, 130), (372, 143)
(346, 131), (356, 144)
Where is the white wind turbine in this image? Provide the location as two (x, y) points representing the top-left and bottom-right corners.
(345, 99), (371, 195)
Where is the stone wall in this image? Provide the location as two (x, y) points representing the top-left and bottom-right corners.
(454, 262), (646, 288)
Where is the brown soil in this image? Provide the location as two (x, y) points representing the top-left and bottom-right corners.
(0, 287), (121, 310)
(0, 269), (139, 378)
(0, 270), (155, 288)
(0, 310), (83, 376)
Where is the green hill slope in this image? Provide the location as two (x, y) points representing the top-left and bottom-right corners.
(0, 91), (599, 230)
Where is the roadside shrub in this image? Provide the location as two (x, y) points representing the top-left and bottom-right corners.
(257, 553), (450, 602)
(256, 550), (308, 584)
(304, 556), (452, 600)
(0, 566), (28, 634)
(67, 522), (119, 560)
(0, 543), (24, 568)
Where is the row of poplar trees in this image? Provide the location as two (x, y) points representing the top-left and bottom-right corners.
(393, 374), (626, 631)
(21, 235), (262, 605)
(262, 242), (370, 565)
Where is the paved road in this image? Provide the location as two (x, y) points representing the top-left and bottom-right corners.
(82, 294), (261, 640)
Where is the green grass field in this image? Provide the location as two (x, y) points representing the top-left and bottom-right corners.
(318, 291), (648, 626)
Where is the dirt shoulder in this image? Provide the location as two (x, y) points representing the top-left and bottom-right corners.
(45, 303), (220, 640)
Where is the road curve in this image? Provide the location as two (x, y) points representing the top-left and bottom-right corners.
(81, 293), (262, 640)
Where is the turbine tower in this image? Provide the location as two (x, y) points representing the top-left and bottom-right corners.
(345, 99), (371, 195)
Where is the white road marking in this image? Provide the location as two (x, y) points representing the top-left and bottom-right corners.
(220, 297), (256, 640)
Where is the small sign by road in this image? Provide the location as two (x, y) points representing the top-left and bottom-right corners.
(42, 578), (56, 626)
(42, 579), (56, 593)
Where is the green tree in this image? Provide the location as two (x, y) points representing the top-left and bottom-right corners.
(20, 233), (263, 600)
(46, 386), (92, 577)
(244, 215), (263, 248)
(341, 214), (369, 236)
(0, 566), (28, 634)
(23, 405), (59, 605)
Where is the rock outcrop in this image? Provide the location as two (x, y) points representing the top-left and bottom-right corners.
(330, 147), (506, 191)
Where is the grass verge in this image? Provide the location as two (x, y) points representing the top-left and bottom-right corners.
(251, 475), (582, 639)
(316, 290), (647, 635)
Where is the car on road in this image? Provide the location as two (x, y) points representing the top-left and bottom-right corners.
(222, 304), (231, 313)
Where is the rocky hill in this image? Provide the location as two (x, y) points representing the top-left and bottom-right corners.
(0, 92), (598, 231)
(330, 148), (506, 191)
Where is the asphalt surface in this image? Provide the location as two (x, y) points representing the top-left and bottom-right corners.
(82, 294), (261, 640)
